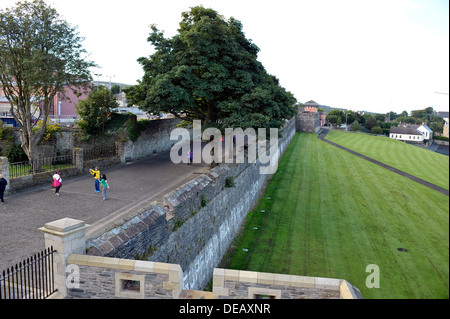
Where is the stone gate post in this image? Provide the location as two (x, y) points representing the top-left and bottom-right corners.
(39, 218), (89, 298)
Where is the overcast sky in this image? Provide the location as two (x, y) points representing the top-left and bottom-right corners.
(2, 0), (449, 114)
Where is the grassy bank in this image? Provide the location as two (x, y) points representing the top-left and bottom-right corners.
(224, 133), (449, 299)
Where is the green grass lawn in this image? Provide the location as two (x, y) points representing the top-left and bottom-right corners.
(224, 133), (449, 299)
(325, 130), (449, 190)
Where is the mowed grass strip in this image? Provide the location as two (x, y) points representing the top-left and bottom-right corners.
(325, 130), (449, 190)
(225, 133), (449, 299)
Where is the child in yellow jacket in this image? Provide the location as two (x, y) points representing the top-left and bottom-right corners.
(89, 167), (101, 192)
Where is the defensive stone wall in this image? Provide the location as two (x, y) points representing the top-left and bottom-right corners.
(296, 111), (320, 133)
(38, 217), (362, 299)
(85, 117), (296, 290)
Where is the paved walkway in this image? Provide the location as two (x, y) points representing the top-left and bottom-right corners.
(318, 128), (449, 197)
(0, 150), (210, 271)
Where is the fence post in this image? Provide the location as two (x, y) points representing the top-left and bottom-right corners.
(38, 218), (89, 298)
(72, 148), (84, 172)
(0, 157), (10, 194)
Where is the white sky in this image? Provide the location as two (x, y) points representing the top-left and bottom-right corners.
(1, 0), (449, 114)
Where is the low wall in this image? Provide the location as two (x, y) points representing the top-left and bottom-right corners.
(86, 117), (296, 291)
(63, 255), (361, 299)
(38, 217), (362, 299)
(5, 155), (121, 194)
(65, 254), (183, 299)
(212, 268), (362, 299)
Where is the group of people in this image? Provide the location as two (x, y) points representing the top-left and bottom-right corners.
(51, 166), (109, 200)
(0, 166), (110, 206)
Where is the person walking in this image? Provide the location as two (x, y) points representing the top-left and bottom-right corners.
(0, 174), (7, 204)
(99, 174), (109, 200)
(89, 167), (101, 192)
(52, 171), (62, 196)
(187, 149), (193, 165)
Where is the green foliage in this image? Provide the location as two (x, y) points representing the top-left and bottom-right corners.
(0, 121), (14, 141)
(225, 176), (236, 188)
(351, 120), (361, 131)
(32, 119), (61, 144)
(325, 109), (344, 125)
(371, 126), (383, 135)
(0, 0), (95, 162)
(434, 135), (449, 141)
(124, 6), (296, 131)
(364, 115), (377, 131)
(200, 194), (208, 208)
(1, 143), (27, 162)
(127, 118), (150, 142)
(75, 86), (118, 135)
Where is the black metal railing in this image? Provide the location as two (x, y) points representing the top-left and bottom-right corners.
(9, 154), (74, 178)
(0, 247), (57, 299)
(84, 145), (118, 161)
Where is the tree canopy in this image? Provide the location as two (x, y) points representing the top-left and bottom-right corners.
(0, 0), (94, 164)
(76, 85), (118, 135)
(124, 6), (296, 131)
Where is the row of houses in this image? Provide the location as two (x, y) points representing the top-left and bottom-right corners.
(301, 100), (449, 143)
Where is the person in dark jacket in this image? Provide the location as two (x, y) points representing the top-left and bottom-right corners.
(0, 174), (7, 204)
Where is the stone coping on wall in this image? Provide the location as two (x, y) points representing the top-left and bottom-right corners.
(64, 255), (362, 299)
(66, 254), (183, 299)
(212, 268), (362, 299)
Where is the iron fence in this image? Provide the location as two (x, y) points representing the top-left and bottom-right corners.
(84, 145), (118, 161)
(9, 154), (74, 178)
(8, 146), (118, 179)
(0, 247), (57, 299)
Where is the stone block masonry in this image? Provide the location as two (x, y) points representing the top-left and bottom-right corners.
(65, 254), (183, 299)
(296, 111), (320, 133)
(85, 117), (296, 291)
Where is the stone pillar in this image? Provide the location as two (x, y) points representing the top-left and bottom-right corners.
(0, 156), (10, 193)
(39, 218), (89, 298)
(72, 148), (84, 172)
(116, 140), (132, 163)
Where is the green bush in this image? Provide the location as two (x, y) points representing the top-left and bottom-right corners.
(371, 126), (383, 135)
(434, 135), (449, 141)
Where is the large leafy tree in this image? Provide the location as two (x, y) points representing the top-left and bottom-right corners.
(124, 6), (296, 131)
(75, 86), (118, 135)
(0, 0), (94, 167)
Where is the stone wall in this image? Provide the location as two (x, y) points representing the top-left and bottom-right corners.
(296, 111), (320, 133)
(65, 254), (183, 299)
(212, 268), (362, 299)
(6, 153), (121, 194)
(39, 217), (362, 299)
(85, 117), (296, 291)
(1, 118), (182, 194)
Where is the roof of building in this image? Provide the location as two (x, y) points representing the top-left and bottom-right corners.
(390, 126), (422, 135)
(304, 100), (319, 106)
(419, 125), (433, 133)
